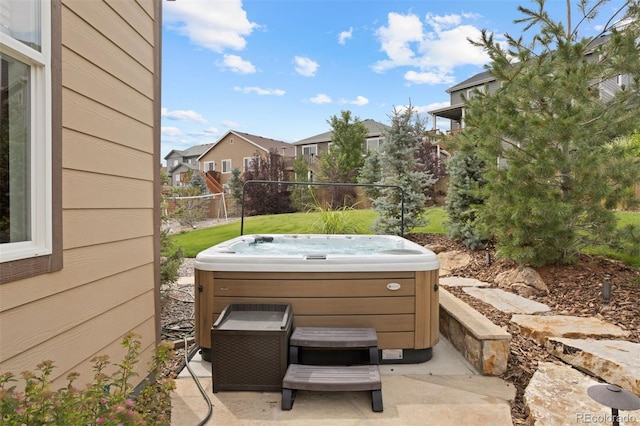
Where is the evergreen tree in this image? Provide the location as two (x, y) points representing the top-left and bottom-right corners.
(227, 167), (244, 216)
(189, 171), (207, 194)
(372, 104), (435, 235)
(445, 139), (488, 250)
(463, 0), (640, 266)
(358, 149), (383, 200)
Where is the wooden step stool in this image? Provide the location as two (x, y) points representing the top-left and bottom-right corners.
(282, 327), (383, 412)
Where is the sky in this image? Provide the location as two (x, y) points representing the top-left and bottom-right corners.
(160, 0), (628, 162)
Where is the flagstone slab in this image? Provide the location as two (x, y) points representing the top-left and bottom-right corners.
(525, 362), (640, 426)
(463, 288), (551, 314)
(511, 315), (631, 344)
(546, 338), (640, 395)
(440, 276), (490, 287)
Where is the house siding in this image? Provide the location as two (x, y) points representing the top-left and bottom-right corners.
(0, 0), (160, 387)
(199, 134), (268, 185)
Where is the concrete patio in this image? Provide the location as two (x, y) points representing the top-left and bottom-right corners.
(170, 335), (515, 425)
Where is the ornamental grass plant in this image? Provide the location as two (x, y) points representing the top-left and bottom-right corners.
(0, 333), (175, 426)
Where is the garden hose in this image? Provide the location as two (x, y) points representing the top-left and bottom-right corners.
(184, 337), (213, 425)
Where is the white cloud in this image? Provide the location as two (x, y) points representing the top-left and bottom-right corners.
(221, 120), (239, 128)
(234, 86), (286, 96)
(219, 54), (256, 74)
(340, 96), (369, 106)
(161, 126), (181, 136)
(164, 0), (258, 53)
(161, 108), (207, 123)
(294, 56), (319, 77)
(404, 70), (455, 85)
(203, 127), (219, 134)
(338, 27), (353, 44)
(372, 12), (491, 85)
(373, 12), (424, 71)
(424, 101), (451, 111)
(310, 93), (332, 104)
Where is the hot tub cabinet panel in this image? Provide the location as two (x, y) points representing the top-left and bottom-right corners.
(195, 269), (439, 357)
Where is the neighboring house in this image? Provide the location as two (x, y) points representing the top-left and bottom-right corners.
(197, 130), (295, 188)
(0, 0), (162, 389)
(164, 143), (213, 186)
(429, 34), (627, 134)
(428, 70), (496, 134)
(291, 119), (390, 179)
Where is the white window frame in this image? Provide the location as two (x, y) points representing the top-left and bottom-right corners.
(221, 159), (232, 173)
(0, 1), (53, 264)
(302, 144), (317, 157)
(204, 161), (215, 172)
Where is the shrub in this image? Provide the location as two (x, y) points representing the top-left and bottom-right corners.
(0, 333), (175, 425)
(307, 204), (366, 234)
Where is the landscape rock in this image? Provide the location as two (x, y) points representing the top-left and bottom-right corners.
(495, 267), (549, 297)
(545, 338), (640, 395)
(511, 315), (631, 344)
(463, 287), (550, 314)
(427, 244), (449, 254)
(437, 250), (472, 276)
(440, 276), (490, 287)
(524, 362), (640, 426)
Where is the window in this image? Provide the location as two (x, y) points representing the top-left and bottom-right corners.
(1, 0), (61, 283)
(221, 159), (232, 173)
(366, 138), (383, 152)
(204, 161), (215, 172)
(302, 145), (317, 157)
(243, 157), (253, 171)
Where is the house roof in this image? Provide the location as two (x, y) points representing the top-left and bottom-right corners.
(197, 130), (295, 160)
(446, 70), (494, 94)
(168, 162), (199, 174)
(292, 119), (390, 146)
(164, 143), (213, 160)
(442, 34), (611, 96)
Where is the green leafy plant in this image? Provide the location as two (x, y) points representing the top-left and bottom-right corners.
(307, 204), (367, 234)
(0, 333), (175, 425)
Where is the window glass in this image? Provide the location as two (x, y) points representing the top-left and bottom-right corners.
(0, 53), (31, 243)
(302, 145), (317, 156)
(2, 0), (42, 52)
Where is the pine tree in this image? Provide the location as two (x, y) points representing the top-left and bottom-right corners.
(227, 167), (244, 216)
(372, 104), (435, 235)
(463, 0), (640, 266)
(445, 139), (487, 250)
(358, 149), (383, 200)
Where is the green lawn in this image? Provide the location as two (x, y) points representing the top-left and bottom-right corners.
(169, 207), (639, 267)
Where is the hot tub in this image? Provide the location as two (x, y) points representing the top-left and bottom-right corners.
(194, 234), (440, 364)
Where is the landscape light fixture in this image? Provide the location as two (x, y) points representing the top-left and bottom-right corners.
(587, 384), (640, 426)
(602, 280), (611, 304)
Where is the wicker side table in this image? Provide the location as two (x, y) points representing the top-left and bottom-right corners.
(211, 303), (293, 392)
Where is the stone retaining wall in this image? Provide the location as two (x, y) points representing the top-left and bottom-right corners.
(439, 289), (511, 375)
